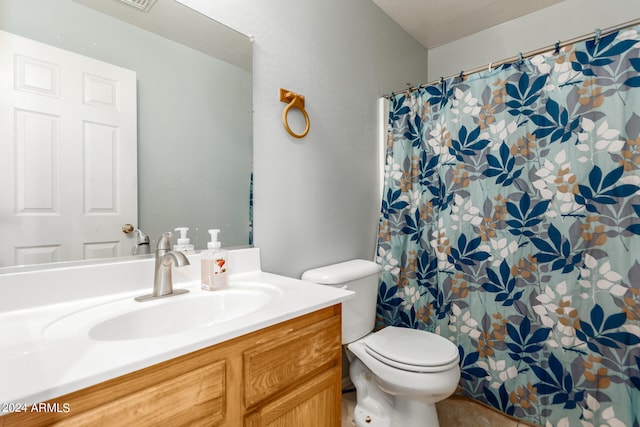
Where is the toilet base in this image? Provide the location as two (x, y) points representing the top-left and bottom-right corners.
(352, 399), (440, 427)
(390, 398), (440, 427)
(353, 404), (390, 427)
(350, 355), (392, 427)
(349, 356), (442, 427)
(353, 403), (440, 427)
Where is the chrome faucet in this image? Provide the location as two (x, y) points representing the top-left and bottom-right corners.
(130, 228), (150, 255)
(135, 232), (190, 302)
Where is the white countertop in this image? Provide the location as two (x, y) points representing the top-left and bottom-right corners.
(0, 248), (353, 410)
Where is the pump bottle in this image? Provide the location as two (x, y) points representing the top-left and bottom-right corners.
(173, 227), (195, 254)
(201, 229), (228, 290)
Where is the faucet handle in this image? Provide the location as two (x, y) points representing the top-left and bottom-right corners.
(156, 232), (173, 250)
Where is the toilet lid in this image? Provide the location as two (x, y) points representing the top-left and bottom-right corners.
(363, 326), (459, 372)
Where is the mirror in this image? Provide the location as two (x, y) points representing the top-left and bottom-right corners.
(0, 0), (253, 270)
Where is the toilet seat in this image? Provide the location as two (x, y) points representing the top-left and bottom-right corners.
(363, 326), (459, 373)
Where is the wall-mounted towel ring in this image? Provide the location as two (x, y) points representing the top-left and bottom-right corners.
(280, 88), (310, 138)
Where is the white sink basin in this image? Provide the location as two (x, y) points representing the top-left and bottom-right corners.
(44, 282), (282, 341)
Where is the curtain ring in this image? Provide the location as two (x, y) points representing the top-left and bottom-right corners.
(488, 62), (493, 72)
(554, 40), (560, 54)
(459, 70), (464, 80)
(518, 52), (524, 64)
(279, 88), (310, 139)
(594, 28), (602, 43)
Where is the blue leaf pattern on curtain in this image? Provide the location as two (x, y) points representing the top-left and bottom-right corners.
(377, 26), (640, 427)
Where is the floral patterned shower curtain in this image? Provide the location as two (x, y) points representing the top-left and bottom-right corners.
(377, 26), (640, 427)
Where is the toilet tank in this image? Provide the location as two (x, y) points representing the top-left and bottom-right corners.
(301, 259), (381, 344)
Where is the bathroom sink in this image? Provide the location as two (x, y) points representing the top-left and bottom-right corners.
(44, 282), (281, 341)
(89, 288), (270, 340)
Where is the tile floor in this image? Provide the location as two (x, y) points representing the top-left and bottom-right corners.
(342, 391), (357, 426)
(341, 392), (541, 427)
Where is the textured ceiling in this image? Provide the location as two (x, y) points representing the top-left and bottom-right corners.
(371, 0), (567, 49)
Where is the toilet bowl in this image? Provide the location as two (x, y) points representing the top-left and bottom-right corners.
(302, 260), (460, 427)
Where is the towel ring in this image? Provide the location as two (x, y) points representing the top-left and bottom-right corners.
(280, 88), (310, 138)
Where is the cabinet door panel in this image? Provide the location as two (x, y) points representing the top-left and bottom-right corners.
(243, 315), (341, 408)
(62, 360), (226, 427)
(2, 360), (226, 427)
(245, 366), (341, 427)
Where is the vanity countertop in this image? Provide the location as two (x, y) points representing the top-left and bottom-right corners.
(0, 248), (353, 410)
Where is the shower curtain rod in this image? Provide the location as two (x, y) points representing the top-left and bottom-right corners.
(384, 16), (640, 99)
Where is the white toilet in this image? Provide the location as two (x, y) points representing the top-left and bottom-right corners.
(302, 259), (460, 427)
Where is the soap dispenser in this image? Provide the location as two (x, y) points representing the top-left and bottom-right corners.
(173, 227), (195, 254)
(201, 229), (228, 291)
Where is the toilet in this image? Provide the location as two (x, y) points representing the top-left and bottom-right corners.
(302, 259), (460, 427)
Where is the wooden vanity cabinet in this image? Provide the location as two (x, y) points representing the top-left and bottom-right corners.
(0, 305), (342, 427)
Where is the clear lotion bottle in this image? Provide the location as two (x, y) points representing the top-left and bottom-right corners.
(201, 229), (228, 291)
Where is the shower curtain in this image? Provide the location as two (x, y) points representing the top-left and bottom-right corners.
(377, 26), (640, 427)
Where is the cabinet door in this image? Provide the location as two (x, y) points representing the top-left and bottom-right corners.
(1, 359), (226, 427)
(243, 314), (341, 408)
(59, 360), (226, 426)
(244, 366), (341, 427)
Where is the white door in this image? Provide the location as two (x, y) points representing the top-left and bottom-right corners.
(0, 30), (137, 267)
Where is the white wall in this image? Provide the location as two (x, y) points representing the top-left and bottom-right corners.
(181, 0), (428, 278)
(428, 0), (640, 79)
